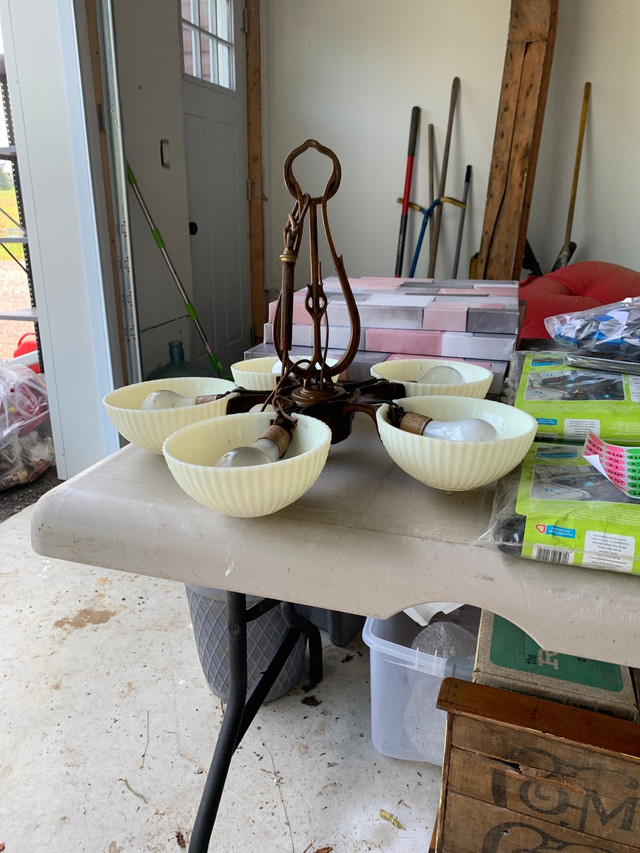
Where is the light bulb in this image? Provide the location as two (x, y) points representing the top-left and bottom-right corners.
(422, 417), (497, 442)
(398, 409), (498, 442)
(141, 390), (220, 410)
(215, 424), (292, 468)
(418, 365), (463, 385)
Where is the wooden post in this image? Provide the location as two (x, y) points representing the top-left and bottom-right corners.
(245, 0), (265, 344)
(476, 0), (558, 281)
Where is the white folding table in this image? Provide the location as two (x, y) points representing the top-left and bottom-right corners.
(31, 414), (640, 850)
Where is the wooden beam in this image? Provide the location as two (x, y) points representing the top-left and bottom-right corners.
(476, 0), (558, 281)
(245, 0), (265, 344)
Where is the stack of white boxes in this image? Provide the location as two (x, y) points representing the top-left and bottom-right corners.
(249, 276), (521, 393)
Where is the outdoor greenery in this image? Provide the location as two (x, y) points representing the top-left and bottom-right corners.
(0, 186), (24, 262)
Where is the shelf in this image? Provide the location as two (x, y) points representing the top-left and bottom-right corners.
(0, 52), (38, 369)
(0, 227), (27, 243)
(0, 306), (37, 322)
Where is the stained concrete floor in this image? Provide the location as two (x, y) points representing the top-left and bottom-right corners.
(1, 503), (441, 852)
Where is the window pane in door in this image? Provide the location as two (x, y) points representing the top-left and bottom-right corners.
(216, 0), (232, 41)
(181, 0), (198, 25)
(181, 0), (234, 90)
(217, 41), (233, 90)
(200, 34), (214, 84)
(199, 0), (213, 34)
(182, 25), (198, 77)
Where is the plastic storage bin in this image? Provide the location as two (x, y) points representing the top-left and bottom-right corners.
(185, 585), (306, 703)
(296, 605), (365, 647)
(362, 607), (479, 765)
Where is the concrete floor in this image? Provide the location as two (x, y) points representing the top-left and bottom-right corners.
(1, 504), (441, 852)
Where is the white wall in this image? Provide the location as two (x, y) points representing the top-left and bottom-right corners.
(262, 0), (639, 292)
(530, 1), (640, 273)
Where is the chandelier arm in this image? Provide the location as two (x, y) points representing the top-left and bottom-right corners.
(277, 196), (311, 365)
(319, 193), (360, 377)
(280, 140), (360, 385)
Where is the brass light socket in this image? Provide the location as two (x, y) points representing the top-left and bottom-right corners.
(194, 394), (223, 405)
(260, 424), (292, 458)
(399, 411), (433, 435)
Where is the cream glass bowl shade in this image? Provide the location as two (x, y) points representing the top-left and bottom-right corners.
(231, 356), (340, 391)
(376, 395), (537, 491)
(163, 411), (332, 518)
(371, 358), (493, 398)
(230, 357), (280, 391)
(103, 377), (236, 453)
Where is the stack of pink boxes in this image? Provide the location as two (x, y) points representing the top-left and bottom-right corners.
(249, 277), (521, 393)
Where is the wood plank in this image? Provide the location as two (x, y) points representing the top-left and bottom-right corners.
(476, 0), (558, 280)
(447, 747), (640, 845)
(451, 715), (640, 801)
(478, 43), (525, 241)
(245, 0), (265, 344)
(437, 678), (640, 761)
(435, 712), (454, 851)
(440, 791), (640, 853)
(480, 42), (547, 276)
(508, 0), (557, 42)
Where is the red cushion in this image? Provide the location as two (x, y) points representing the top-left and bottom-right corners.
(519, 261), (640, 339)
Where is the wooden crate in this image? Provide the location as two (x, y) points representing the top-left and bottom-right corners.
(435, 678), (640, 852)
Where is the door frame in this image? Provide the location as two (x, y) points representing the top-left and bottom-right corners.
(89, 0), (265, 360)
(0, 0), (123, 478)
(244, 0), (265, 344)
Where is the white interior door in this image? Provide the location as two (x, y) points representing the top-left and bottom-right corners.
(181, 0), (251, 374)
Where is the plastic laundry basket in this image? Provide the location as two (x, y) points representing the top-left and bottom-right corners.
(185, 585), (306, 703)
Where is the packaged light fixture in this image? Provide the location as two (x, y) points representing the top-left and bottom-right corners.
(479, 442), (640, 575)
(507, 351), (640, 444)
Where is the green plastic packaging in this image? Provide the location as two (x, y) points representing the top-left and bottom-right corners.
(509, 351), (640, 443)
(479, 442), (640, 575)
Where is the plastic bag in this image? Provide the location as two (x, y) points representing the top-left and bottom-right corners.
(0, 363), (54, 490)
(478, 441), (640, 575)
(506, 350), (640, 444)
(544, 297), (640, 355)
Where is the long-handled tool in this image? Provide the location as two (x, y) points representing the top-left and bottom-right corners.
(397, 196), (466, 278)
(451, 164), (471, 278)
(552, 81), (591, 271)
(428, 123), (435, 249)
(126, 162), (224, 377)
(428, 77), (460, 277)
(394, 106), (421, 277)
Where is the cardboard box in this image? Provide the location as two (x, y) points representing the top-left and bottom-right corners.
(268, 276), (520, 335)
(248, 343), (508, 394)
(473, 611), (638, 720)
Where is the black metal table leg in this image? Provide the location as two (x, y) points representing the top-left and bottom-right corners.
(188, 595), (324, 851)
(188, 592), (248, 852)
(281, 602), (323, 686)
